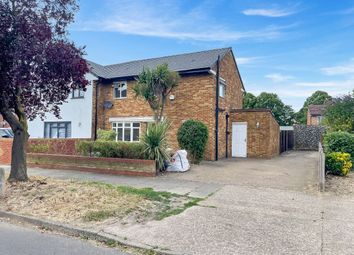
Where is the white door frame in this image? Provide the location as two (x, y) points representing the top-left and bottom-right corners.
(232, 122), (247, 157)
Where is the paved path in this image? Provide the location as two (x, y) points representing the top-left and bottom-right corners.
(3, 151), (354, 254)
(0, 221), (128, 255)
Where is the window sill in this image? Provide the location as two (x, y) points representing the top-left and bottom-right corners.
(113, 97), (127, 100)
(71, 97), (85, 100)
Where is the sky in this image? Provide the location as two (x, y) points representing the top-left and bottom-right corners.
(69, 0), (354, 111)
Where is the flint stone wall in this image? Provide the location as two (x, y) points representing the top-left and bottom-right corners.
(294, 125), (326, 151)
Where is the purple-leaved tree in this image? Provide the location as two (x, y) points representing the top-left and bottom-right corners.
(0, 0), (89, 181)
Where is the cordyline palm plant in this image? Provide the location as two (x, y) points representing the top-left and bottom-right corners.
(141, 120), (171, 170)
(133, 64), (179, 123)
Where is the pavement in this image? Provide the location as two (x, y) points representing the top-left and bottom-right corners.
(0, 221), (129, 255)
(2, 151), (354, 254)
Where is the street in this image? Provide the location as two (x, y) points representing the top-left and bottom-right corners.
(0, 221), (128, 255)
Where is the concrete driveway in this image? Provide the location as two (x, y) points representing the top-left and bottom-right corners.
(164, 151), (318, 192)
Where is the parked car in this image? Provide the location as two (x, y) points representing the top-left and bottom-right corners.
(0, 128), (14, 138)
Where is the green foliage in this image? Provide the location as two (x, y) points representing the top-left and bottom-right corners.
(177, 119), (209, 164)
(243, 92), (257, 109)
(76, 141), (146, 159)
(295, 91), (332, 124)
(325, 152), (352, 176)
(97, 129), (116, 141)
(323, 92), (354, 132)
(27, 143), (49, 153)
(134, 64), (180, 122)
(323, 131), (354, 166)
(141, 120), (171, 170)
(244, 92), (295, 126)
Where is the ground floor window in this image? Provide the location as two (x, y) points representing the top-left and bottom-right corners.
(112, 122), (140, 142)
(44, 122), (71, 138)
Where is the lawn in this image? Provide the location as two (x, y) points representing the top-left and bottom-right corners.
(0, 176), (201, 228)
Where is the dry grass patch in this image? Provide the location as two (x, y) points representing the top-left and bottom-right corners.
(0, 176), (200, 228)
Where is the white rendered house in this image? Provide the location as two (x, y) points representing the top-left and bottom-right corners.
(28, 73), (97, 139)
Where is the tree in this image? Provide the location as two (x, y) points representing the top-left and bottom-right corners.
(295, 91), (332, 124)
(323, 91), (354, 132)
(243, 92), (257, 109)
(0, 0), (89, 181)
(134, 64), (180, 122)
(245, 92), (295, 126)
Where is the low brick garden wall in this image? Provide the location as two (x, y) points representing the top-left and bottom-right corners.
(1, 139), (156, 177)
(27, 153), (157, 177)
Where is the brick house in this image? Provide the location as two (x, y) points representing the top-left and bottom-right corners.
(89, 48), (279, 160)
(307, 105), (325, 125)
(0, 115), (9, 128)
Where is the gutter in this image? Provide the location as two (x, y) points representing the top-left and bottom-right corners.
(214, 56), (220, 161)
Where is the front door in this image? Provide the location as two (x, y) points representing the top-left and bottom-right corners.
(232, 122), (247, 157)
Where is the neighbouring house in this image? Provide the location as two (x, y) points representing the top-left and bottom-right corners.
(89, 48), (280, 160)
(0, 115), (9, 128)
(28, 73), (97, 139)
(307, 104), (325, 126)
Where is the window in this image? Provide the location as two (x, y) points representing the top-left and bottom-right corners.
(72, 88), (84, 99)
(44, 122), (71, 138)
(219, 79), (226, 98)
(112, 122), (140, 142)
(113, 81), (127, 99)
(317, 116), (323, 124)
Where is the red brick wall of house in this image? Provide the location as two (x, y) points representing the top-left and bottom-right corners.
(0, 139), (12, 165)
(230, 110), (280, 158)
(95, 51), (244, 161)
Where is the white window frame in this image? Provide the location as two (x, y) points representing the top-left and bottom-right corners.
(219, 78), (226, 98)
(112, 122), (140, 142)
(113, 81), (127, 99)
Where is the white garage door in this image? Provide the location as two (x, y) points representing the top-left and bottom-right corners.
(232, 122), (247, 157)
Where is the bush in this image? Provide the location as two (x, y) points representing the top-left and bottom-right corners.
(27, 142), (50, 153)
(325, 152), (352, 176)
(76, 140), (146, 159)
(141, 120), (171, 170)
(97, 129), (116, 141)
(177, 119), (208, 164)
(323, 131), (354, 166)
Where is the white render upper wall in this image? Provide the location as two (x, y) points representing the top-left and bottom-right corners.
(28, 73), (96, 138)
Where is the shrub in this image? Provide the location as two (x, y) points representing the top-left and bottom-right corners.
(323, 131), (354, 166)
(141, 120), (170, 170)
(27, 142), (50, 153)
(97, 129), (116, 141)
(325, 152), (352, 176)
(76, 140), (146, 159)
(177, 119), (208, 164)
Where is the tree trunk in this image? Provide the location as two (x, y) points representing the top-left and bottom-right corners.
(0, 105), (29, 182)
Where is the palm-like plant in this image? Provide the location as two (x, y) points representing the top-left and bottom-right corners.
(134, 64), (180, 123)
(141, 120), (171, 170)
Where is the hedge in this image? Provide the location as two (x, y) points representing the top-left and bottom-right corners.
(76, 141), (146, 159)
(325, 152), (352, 176)
(323, 131), (354, 167)
(177, 119), (208, 164)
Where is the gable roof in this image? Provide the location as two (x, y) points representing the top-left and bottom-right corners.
(88, 48), (232, 80)
(308, 104), (326, 116)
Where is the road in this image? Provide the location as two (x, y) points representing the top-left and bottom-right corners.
(0, 221), (129, 255)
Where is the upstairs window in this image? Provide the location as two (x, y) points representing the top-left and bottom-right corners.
(219, 79), (226, 98)
(72, 88), (84, 99)
(113, 81), (127, 99)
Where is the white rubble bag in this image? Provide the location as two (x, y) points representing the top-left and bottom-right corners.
(166, 150), (190, 172)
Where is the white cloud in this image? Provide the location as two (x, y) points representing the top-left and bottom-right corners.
(265, 73), (294, 82)
(76, 0), (290, 42)
(321, 59), (354, 75)
(236, 57), (261, 65)
(242, 8), (297, 17)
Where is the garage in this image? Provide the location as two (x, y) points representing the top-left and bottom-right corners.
(230, 109), (280, 158)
